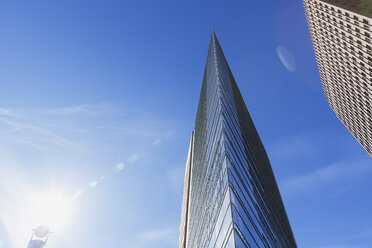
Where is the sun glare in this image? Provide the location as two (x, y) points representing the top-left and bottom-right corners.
(28, 190), (73, 232)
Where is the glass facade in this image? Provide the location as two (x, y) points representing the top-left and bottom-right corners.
(179, 31), (297, 248)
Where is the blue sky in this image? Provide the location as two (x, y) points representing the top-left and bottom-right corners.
(0, 0), (371, 247)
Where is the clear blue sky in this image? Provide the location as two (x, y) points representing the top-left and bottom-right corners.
(0, 0), (371, 247)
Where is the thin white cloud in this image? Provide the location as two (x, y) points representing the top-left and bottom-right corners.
(47, 105), (87, 115)
(0, 102), (121, 120)
(0, 108), (19, 118)
(0, 117), (22, 129)
(280, 158), (372, 196)
(138, 227), (178, 247)
(0, 102), (174, 154)
(41, 102), (121, 116)
(0, 116), (86, 152)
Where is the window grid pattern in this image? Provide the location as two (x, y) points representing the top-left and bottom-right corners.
(183, 32), (297, 248)
(303, 0), (372, 156)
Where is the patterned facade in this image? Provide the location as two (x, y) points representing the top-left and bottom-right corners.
(303, 0), (372, 156)
(178, 31), (297, 248)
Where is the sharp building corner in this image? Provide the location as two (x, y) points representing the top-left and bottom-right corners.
(179, 131), (194, 248)
(178, 31), (297, 248)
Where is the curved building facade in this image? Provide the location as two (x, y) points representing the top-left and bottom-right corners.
(303, 0), (372, 156)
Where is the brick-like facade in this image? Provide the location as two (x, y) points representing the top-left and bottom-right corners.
(304, 0), (372, 156)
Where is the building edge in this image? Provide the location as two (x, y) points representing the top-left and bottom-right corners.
(178, 131), (194, 248)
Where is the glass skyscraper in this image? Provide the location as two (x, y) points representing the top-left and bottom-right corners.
(178, 31), (297, 248)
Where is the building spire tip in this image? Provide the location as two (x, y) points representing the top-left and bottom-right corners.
(211, 28), (217, 40)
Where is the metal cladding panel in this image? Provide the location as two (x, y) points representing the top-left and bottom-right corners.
(181, 31), (297, 248)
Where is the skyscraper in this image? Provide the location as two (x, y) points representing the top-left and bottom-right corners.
(178, 31), (297, 248)
(303, 0), (372, 156)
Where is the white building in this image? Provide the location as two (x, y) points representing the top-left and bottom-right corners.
(303, 0), (372, 156)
